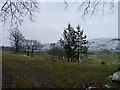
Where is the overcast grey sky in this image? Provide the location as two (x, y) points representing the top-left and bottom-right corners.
(2, 2), (118, 46)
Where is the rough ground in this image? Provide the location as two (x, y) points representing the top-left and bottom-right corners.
(2, 52), (120, 88)
(2, 60), (57, 88)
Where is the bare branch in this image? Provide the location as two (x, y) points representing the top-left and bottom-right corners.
(64, 0), (68, 11)
(0, 0), (40, 28)
(91, 0), (101, 15)
(64, 0), (116, 17)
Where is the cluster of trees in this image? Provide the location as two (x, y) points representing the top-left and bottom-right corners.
(9, 24), (88, 62)
(9, 28), (42, 57)
(48, 42), (65, 60)
(48, 24), (88, 63)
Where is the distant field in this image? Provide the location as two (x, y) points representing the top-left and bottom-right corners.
(2, 51), (120, 88)
(87, 54), (119, 65)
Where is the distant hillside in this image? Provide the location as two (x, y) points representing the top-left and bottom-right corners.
(88, 38), (119, 53)
(110, 38), (120, 41)
(41, 38), (119, 53)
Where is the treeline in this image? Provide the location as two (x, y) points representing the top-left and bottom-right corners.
(9, 28), (43, 57)
(9, 24), (88, 63)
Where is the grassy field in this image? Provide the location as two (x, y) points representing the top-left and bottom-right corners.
(2, 51), (120, 88)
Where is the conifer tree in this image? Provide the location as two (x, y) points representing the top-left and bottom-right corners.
(62, 24), (76, 61)
(76, 25), (88, 63)
(60, 24), (88, 62)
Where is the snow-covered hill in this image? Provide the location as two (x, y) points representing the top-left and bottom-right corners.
(41, 38), (120, 53)
(88, 38), (119, 53)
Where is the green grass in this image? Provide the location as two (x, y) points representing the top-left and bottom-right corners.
(87, 54), (119, 65)
(2, 51), (120, 88)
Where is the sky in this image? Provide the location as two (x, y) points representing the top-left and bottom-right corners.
(1, 2), (118, 46)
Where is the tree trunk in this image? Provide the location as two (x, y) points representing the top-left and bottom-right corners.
(31, 47), (34, 57)
(27, 46), (30, 56)
(15, 45), (19, 54)
(67, 55), (69, 62)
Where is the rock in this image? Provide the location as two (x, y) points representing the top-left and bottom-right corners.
(84, 83), (112, 89)
(87, 86), (96, 90)
(104, 84), (111, 88)
(112, 71), (120, 82)
(107, 75), (112, 79)
(100, 84), (111, 88)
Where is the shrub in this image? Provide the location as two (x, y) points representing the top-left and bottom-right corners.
(101, 61), (106, 65)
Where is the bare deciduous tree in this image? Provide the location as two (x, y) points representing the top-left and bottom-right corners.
(49, 43), (58, 59)
(31, 40), (42, 57)
(22, 39), (32, 56)
(0, 0), (40, 28)
(22, 39), (42, 57)
(9, 28), (24, 53)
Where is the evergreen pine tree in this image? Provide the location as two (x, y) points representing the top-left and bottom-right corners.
(61, 23), (76, 61)
(60, 24), (88, 63)
(76, 25), (88, 62)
